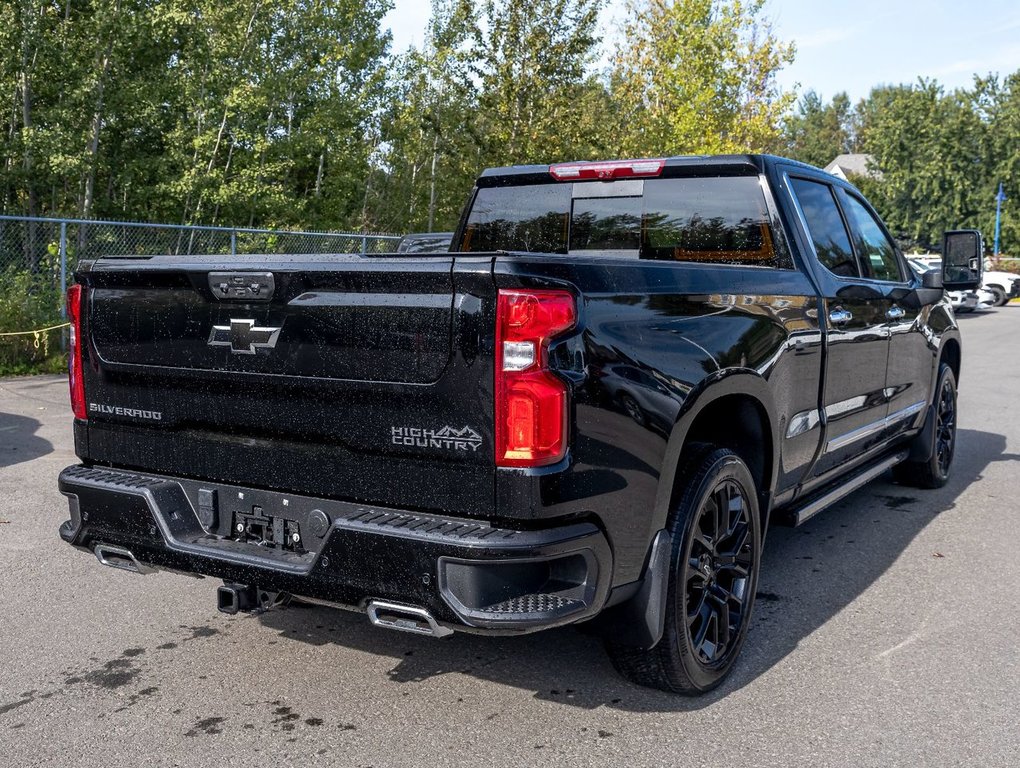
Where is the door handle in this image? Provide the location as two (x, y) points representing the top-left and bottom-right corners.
(828, 308), (853, 326)
(886, 306), (906, 320)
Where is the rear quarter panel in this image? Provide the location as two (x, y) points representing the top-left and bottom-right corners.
(492, 256), (823, 584)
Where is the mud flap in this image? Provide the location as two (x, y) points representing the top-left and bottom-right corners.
(907, 404), (937, 463)
(595, 529), (672, 650)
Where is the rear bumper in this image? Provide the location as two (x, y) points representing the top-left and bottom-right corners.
(58, 464), (612, 634)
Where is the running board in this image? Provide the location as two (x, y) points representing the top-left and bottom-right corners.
(783, 449), (909, 526)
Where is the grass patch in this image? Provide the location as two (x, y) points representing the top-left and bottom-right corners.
(1, 267), (67, 376)
(0, 353), (67, 377)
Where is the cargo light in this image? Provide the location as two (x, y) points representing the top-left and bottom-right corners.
(67, 284), (87, 420)
(495, 289), (576, 468)
(549, 158), (665, 181)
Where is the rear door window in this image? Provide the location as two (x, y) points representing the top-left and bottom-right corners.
(790, 178), (860, 278)
(461, 175), (791, 268)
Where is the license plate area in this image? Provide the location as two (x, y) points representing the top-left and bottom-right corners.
(232, 507), (303, 552)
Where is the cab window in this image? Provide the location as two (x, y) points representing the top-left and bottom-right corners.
(790, 178), (859, 278)
(462, 175), (792, 268)
(842, 194), (904, 282)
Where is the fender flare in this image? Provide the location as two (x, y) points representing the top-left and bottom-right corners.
(933, 330), (962, 393)
(650, 371), (780, 535)
(606, 372), (779, 650)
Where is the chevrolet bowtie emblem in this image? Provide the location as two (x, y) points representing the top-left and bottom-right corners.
(208, 319), (282, 355)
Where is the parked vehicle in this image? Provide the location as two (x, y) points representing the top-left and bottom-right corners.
(973, 289), (997, 310)
(910, 254), (1018, 306)
(909, 258), (994, 313)
(57, 155), (982, 694)
(395, 231), (454, 254)
(949, 291), (980, 313)
(980, 265), (1020, 306)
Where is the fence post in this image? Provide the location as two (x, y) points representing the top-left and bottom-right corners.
(230, 230), (237, 256)
(360, 235), (367, 256)
(59, 222), (68, 318)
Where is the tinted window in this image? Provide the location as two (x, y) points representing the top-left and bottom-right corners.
(462, 175), (790, 267)
(570, 196), (642, 251)
(397, 233), (453, 253)
(843, 195), (903, 282)
(642, 177), (783, 265)
(462, 184), (570, 253)
(791, 178), (859, 278)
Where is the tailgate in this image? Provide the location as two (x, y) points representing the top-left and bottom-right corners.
(78, 253), (497, 516)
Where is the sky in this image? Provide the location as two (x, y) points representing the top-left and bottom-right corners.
(382, 0), (1020, 103)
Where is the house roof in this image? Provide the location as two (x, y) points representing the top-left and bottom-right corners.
(824, 153), (880, 180)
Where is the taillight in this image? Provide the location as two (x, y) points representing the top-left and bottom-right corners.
(549, 158), (665, 181)
(67, 284), (87, 420)
(495, 289), (576, 467)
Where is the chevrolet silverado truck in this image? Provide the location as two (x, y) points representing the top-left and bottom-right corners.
(57, 155), (983, 694)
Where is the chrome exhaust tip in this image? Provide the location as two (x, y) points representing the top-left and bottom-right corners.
(366, 600), (453, 638)
(93, 543), (154, 575)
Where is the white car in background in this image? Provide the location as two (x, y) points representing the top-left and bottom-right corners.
(908, 253), (1020, 306)
(907, 259), (995, 313)
(981, 265), (1020, 306)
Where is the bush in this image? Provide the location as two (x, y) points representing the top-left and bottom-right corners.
(0, 268), (68, 376)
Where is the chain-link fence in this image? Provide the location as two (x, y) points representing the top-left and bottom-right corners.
(0, 215), (402, 374)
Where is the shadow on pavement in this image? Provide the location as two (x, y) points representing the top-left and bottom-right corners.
(0, 411), (53, 469)
(257, 428), (1013, 713)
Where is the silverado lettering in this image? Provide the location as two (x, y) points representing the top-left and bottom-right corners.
(57, 155), (982, 695)
(88, 403), (162, 421)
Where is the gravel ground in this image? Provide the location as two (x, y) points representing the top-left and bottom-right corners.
(1, 308), (1018, 768)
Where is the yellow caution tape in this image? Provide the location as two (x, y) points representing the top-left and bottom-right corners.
(0, 322), (70, 337)
(0, 322), (70, 356)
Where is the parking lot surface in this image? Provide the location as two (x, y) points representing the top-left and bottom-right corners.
(1, 309), (1018, 767)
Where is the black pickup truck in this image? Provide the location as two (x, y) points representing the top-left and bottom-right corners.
(58, 155), (982, 694)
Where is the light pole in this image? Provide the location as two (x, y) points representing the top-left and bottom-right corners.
(993, 182), (1006, 258)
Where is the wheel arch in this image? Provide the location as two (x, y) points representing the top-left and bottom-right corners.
(940, 335), (961, 386)
(652, 373), (779, 535)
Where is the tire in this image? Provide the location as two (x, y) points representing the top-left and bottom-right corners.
(987, 286), (1008, 307)
(892, 363), (957, 489)
(607, 447), (762, 694)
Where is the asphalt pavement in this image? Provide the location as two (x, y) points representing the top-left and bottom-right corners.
(1, 308), (1018, 767)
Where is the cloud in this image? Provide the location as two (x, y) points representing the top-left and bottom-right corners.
(793, 26), (856, 49)
(927, 44), (1020, 80)
(930, 59), (987, 77)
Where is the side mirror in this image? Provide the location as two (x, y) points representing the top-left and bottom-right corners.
(899, 268), (944, 308)
(942, 229), (983, 290)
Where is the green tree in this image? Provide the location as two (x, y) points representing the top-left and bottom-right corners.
(971, 73), (1020, 255)
(856, 81), (990, 252)
(370, 0), (480, 233)
(0, 0), (392, 232)
(472, 0), (610, 165)
(783, 90), (854, 168)
(157, 0), (392, 229)
(368, 0), (612, 234)
(610, 0), (795, 157)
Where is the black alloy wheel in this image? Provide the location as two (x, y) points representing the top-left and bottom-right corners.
(606, 446), (762, 694)
(893, 362), (957, 489)
(682, 478), (754, 666)
(935, 373), (956, 477)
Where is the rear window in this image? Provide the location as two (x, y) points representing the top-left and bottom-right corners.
(460, 175), (791, 268)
